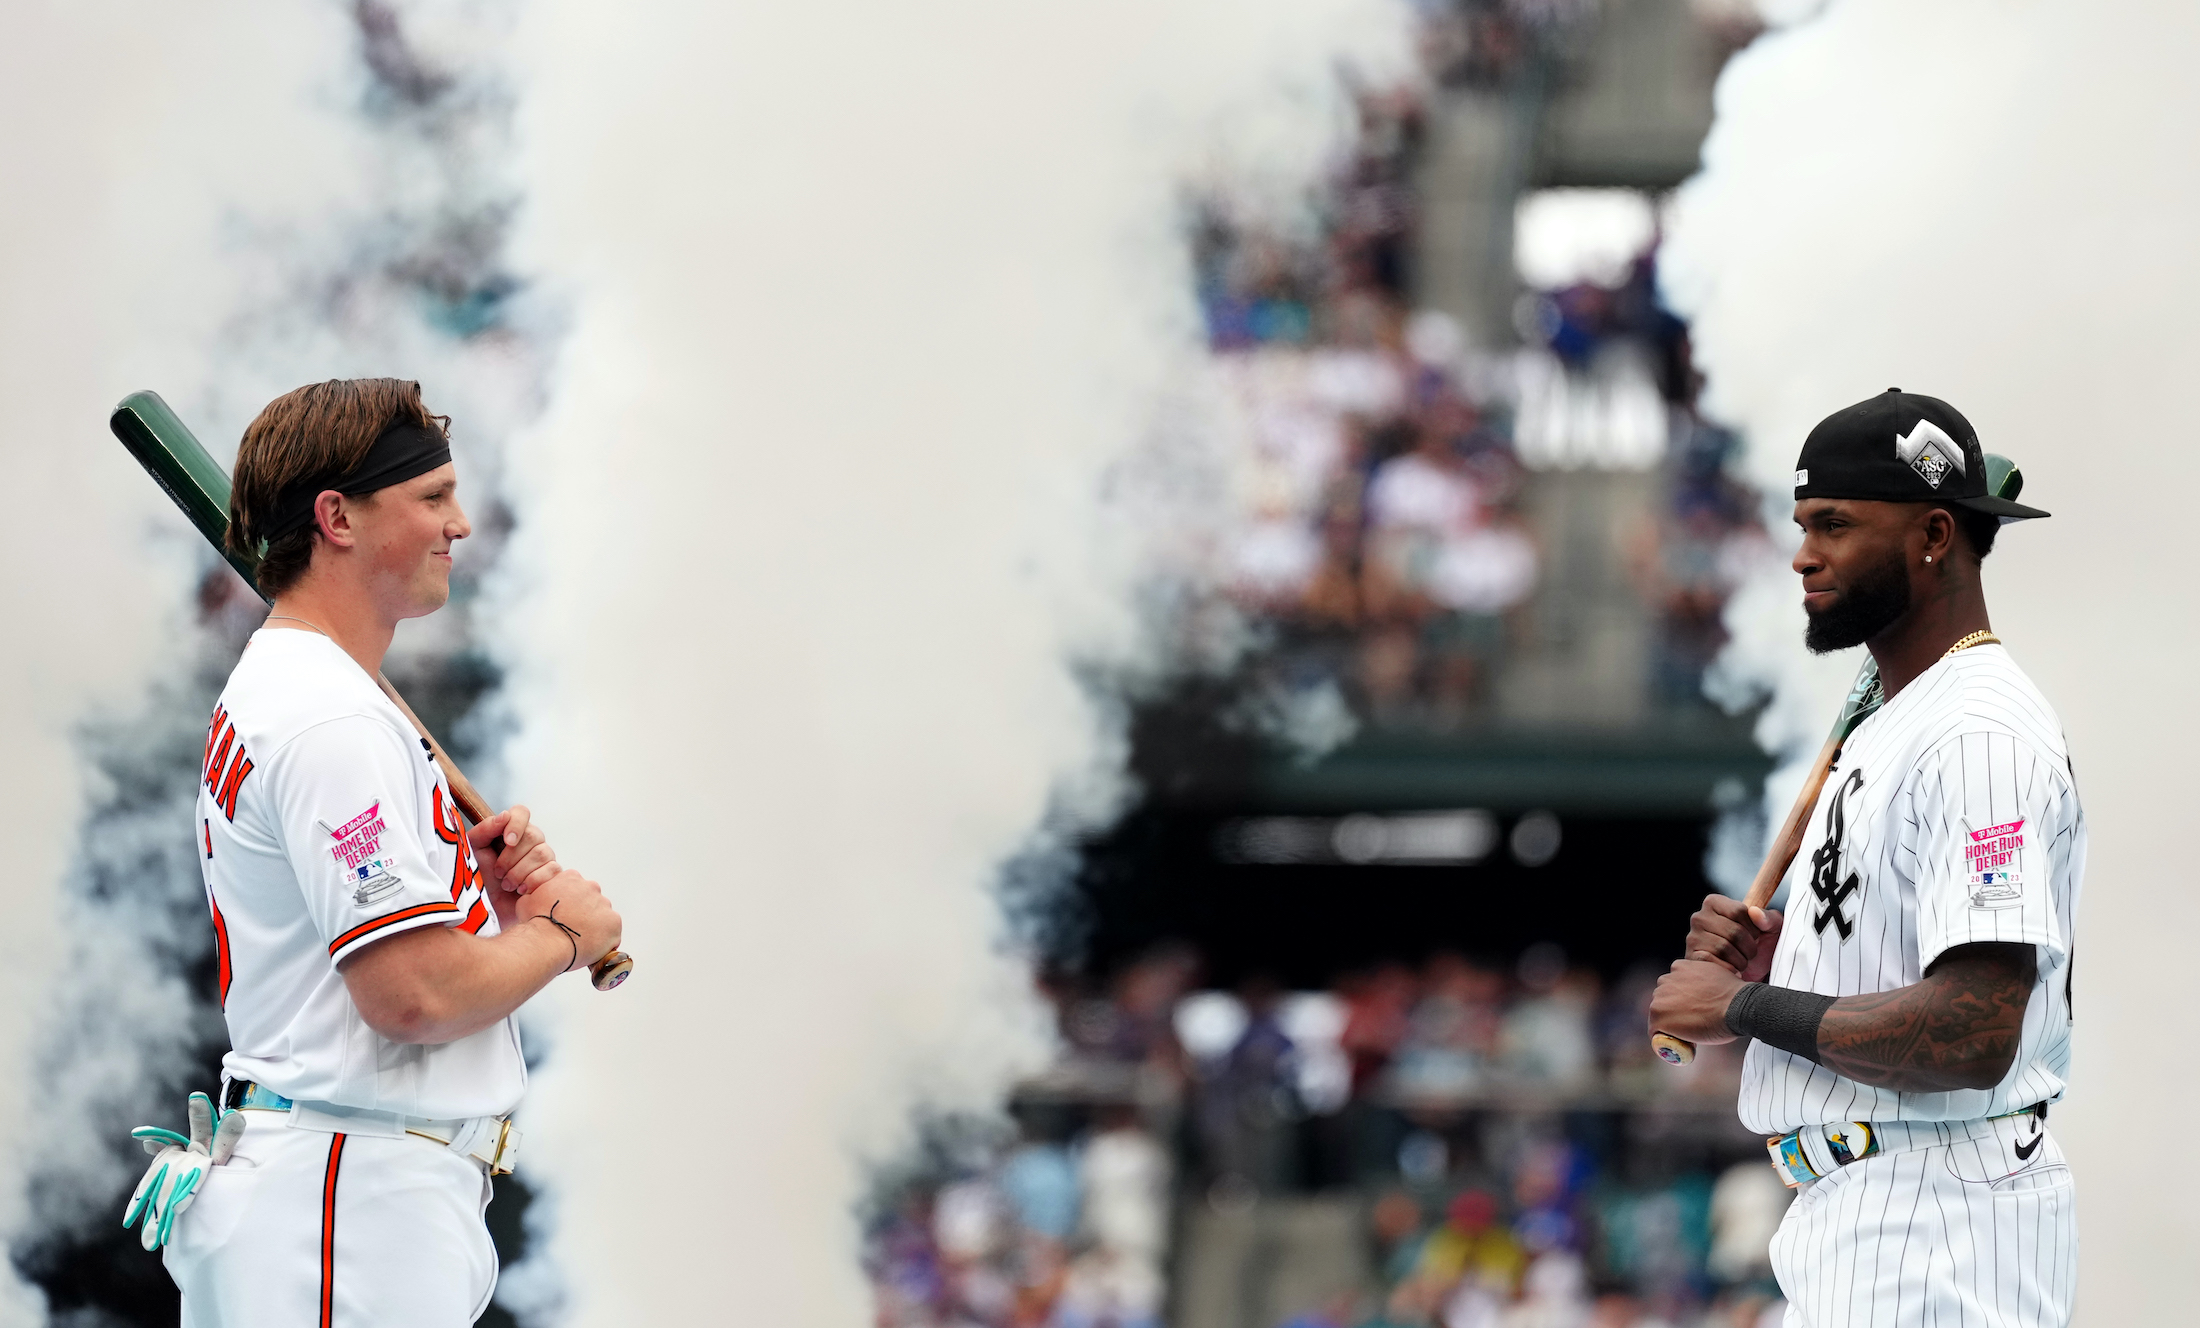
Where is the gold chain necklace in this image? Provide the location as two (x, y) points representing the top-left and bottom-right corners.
(264, 614), (333, 638)
(1943, 629), (2001, 657)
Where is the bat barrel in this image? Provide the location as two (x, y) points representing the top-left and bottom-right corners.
(110, 391), (265, 596)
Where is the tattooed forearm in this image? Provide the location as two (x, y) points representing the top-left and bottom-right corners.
(1814, 943), (2036, 1092)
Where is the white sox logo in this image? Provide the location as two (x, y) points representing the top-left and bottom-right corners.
(1808, 769), (1865, 941)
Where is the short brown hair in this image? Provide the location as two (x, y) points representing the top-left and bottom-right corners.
(229, 379), (448, 596)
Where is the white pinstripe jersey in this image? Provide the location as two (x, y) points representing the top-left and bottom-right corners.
(1739, 644), (2084, 1135)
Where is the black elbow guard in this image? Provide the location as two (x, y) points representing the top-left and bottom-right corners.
(1724, 982), (1839, 1064)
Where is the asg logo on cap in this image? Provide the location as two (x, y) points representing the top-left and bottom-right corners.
(1895, 419), (1966, 489)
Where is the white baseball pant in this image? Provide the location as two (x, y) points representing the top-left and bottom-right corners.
(1771, 1117), (2075, 1327)
(162, 1108), (499, 1326)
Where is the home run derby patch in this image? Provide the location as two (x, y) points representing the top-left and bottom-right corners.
(1964, 817), (2025, 908)
(322, 803), (404, 907)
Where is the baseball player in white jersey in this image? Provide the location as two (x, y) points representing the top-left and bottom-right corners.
(120, 379), (623, 1326)
(1649, 389), (2079, 1327)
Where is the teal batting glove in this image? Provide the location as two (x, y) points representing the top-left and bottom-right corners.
(123, 1091), (244, 1251)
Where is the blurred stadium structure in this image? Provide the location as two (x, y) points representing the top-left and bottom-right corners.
(866, 5), (1798, 1328)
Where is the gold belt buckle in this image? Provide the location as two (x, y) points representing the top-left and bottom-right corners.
(486, 1118), (518, 1176)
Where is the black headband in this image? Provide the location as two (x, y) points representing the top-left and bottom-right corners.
(261, 420), (453, 544)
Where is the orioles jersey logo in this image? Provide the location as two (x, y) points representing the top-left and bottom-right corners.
(1809, 768), (1865, 941)
(431, 785), (491, 934)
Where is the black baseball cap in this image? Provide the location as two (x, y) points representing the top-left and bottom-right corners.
(1792, 388), (2049, 520)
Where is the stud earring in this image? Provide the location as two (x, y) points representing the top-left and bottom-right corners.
(1924, 555), (1933, 563)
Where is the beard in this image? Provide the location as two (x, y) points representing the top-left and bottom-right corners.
(1804, 547), (1911, 653)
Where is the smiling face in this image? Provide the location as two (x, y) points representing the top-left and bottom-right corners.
(1791, 498), (1921, 653)
(342, 463), (471, 620)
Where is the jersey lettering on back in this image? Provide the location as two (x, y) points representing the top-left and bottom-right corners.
(203, 705), (256, 823)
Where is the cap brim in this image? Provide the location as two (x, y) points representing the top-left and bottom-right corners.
(1950, 494), (2050, 521)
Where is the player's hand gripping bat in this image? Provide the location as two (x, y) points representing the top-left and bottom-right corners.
(1649, 453), (2026, 1065)
(110, 390), (634, 992)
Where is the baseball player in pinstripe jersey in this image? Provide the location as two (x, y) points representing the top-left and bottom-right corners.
(1650, 389), (2080, 1327)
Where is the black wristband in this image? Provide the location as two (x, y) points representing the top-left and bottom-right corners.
(1724, 982), (1838, 1064)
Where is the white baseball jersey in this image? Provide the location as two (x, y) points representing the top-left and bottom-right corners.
(1740, 643), (2084, 1136)
(196, 628), (526, 1120)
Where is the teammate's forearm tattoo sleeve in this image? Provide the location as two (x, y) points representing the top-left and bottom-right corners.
(1812, 942), (2037, 1093)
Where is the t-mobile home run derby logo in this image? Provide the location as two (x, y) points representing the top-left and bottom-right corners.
(322, 802), (403, 907)
(1964, 818), (2025, 908)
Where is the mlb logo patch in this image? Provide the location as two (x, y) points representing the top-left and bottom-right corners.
(1968, 868), (2023, 908)
(351, 859), (403, 907)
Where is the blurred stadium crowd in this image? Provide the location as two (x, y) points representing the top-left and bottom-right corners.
(866, 944), (1786, 1328)
(1196, 34), (1766, 726)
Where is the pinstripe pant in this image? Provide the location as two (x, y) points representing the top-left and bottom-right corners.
(1771, 1126), (2075, 1327)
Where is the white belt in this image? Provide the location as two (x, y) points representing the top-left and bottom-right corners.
(265, 1098), (522, 1176)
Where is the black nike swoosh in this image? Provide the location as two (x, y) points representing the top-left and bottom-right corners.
(2015, 1132), (2042, 1161)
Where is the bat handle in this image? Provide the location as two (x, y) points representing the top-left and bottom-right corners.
(368, 676), (637, 995)
(589, 949), (634, 991)
(1650, 724), (1852, 1068)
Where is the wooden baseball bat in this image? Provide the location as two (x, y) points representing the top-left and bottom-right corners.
(1650, 453), (2026, 1065)
(1649, 660), (1879, 1065)
(110, 390), (633, 992)
(371, 676), (633, 990)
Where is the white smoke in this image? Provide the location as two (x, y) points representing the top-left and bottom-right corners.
(0, 8), (362, 1321)
(0, 0), (350, 973)
(0, 3), (552, 1322)
(1663, 0), (2200, 1315)
(488, 0), (1408, 1321)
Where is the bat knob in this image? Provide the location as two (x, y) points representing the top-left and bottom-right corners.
(589, 950), (634, 991)
(1650, 1032), (1697, 1066)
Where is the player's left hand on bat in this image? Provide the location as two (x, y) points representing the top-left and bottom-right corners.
(1684, 894), (1783, 981)
(1647, 958), (1747, 1046)
(469, 804), (560, 895)
(123, 1090), (244, 1251)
